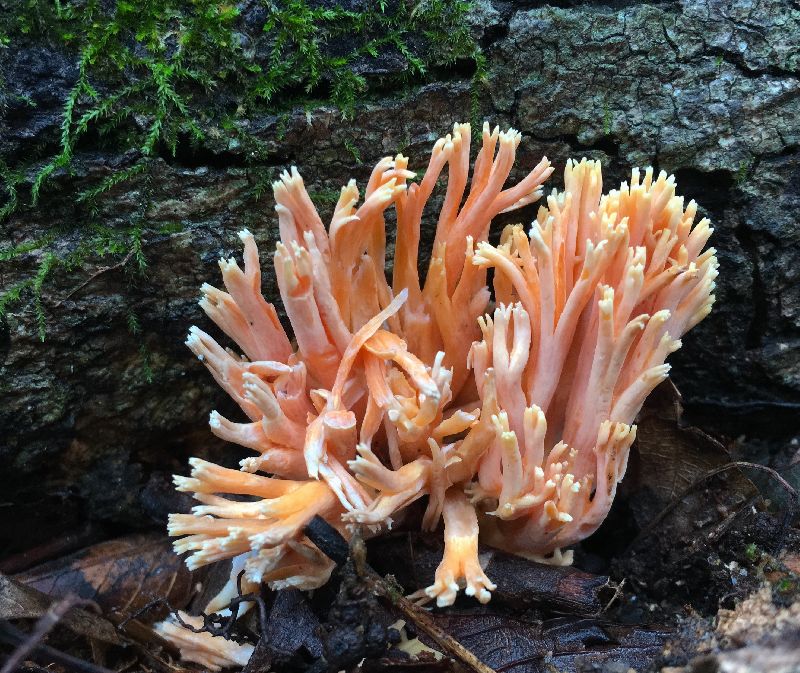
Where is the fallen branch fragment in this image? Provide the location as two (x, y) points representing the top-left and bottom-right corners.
(368, 533), (610, 615)
(0, 571), (179, 673)
(242, 589), (323, 673)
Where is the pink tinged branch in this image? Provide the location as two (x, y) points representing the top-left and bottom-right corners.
(217, 229), (293, 362)
(302, 231), (352, 353)
(561, 159), (604, 288)
(273, 167), (330, 259)
(472, 240), (539, 328)
(303, 289), (409, 482)
(241, 372), (307, 449)
(443, 127), (550, 291)
(422, 437), (459, 531)
(346, 446), (432, 526)
(317, 457), (371, 512)
(365, 330), (442, 429)
(491, 412), (527, 517)
(424, 489), (496, 607)
(551, 422), (635, 550)
(185, 326), (261, 420)
(424, 238), (489, 396)
(274, 241), (340, 388)
(208, 410), (270, 452)
(169, 477), (341, 570)
(609, 362), (671, 424)
(239, 448), (308, 480)
(393, 138), (451, 305)
(173, 458), (303, 499)
(434, 124), (472, 248)
(244, 540), (334, 590)
(246, 480), (340, 549)
(247, 359), (315, 425)
(198, 283), (274, 366)
(525, 217), (625, 415)
(448, 373), (497, 477)
(334, 177), (406, 276)
(329, 288), (409, 407)
(489, 304), (530, 440)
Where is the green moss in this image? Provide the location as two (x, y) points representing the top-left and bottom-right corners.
(602, 102), (612, 136)
(126, 309), (154, 383)
(735, 158), (752, 186)
(1, 0), (483, 348)
(744, 542), (759, 562)
(309, 187), (345, 207)
(344, 138), (362, 163)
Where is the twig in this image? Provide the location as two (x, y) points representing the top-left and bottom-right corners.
(630, 461), (799, 551)
(362, 563), (497, 673)
(55, 250), (134, 306)
(602, 579), (625, 614)
(0, 620), (114, 673)
(1, 595), (83, 673)
(305, 516), (498, 673)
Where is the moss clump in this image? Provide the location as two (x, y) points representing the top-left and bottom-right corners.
(744, 542), (760, 563)
(1, 0), (483, 341)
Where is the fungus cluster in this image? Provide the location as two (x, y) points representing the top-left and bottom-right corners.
(157, 122), (717, 669)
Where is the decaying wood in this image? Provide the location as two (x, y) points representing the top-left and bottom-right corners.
(368, 533), (610, 615)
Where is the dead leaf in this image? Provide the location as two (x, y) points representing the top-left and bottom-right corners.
(0, 573), (121, 645)
(14, 533), (199, 617)
(627, 381), (758, 529)
(425, 612), (671, 673)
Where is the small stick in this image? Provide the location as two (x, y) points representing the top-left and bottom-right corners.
(602, 579), (625, 614)
(0, 620), (115, 673)
(305, 516), (498, 673)
(0, 595), (84, 673)
(692, 494), (760, 551)
(55, 250), (134, 306)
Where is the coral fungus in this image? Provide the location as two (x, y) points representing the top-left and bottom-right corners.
(159, 121), (716, 666)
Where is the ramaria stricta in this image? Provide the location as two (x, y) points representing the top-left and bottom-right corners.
(157, 122), (717, 668)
